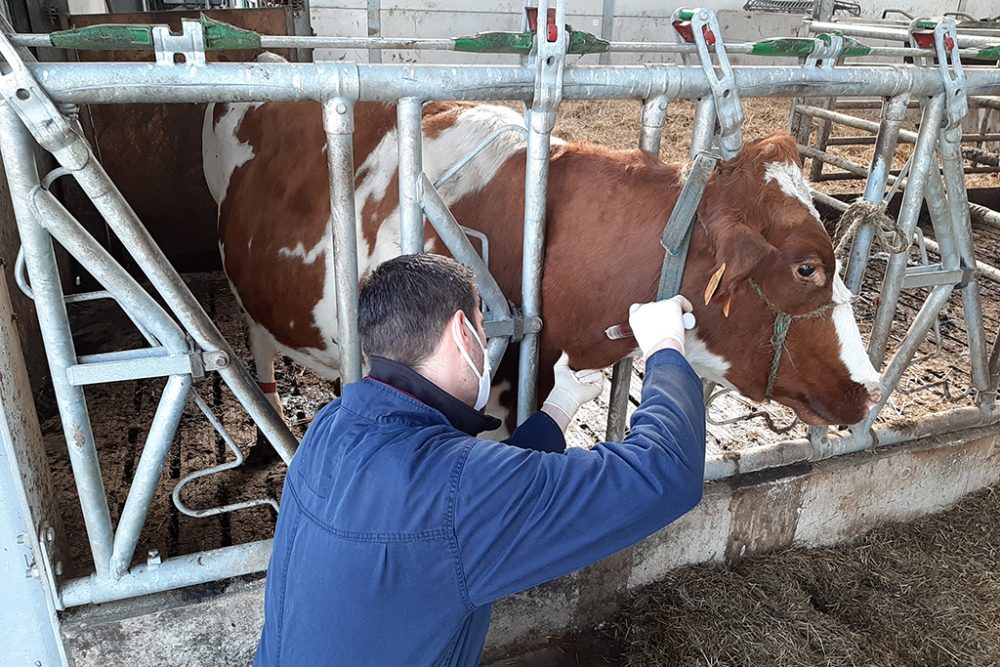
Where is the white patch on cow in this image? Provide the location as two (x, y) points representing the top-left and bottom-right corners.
(684, 331), (733, 388)
(202, 102), (261, 206)
(763, 161), (821, 220)
(480, 380), (513, 441)
(277, 239), (326, 264)
(832, 262), (881, 390)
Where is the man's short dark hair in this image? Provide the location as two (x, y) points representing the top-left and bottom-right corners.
(358, 253), (480, 367)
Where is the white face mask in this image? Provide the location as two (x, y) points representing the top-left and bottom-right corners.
(452, 317), (491, 411)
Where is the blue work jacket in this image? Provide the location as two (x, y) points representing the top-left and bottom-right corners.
(255, 349), (705, 666)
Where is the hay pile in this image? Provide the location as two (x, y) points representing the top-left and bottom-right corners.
(582, 485), (1000, 666)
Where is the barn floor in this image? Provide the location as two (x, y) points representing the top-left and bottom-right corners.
(41, 98), (1000, 577)
(532, 482), (1000, 667)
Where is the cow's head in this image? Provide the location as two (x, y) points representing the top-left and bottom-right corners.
(686, 133), (881, 426)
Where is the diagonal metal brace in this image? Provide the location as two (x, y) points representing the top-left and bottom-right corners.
(657, 151), (720, 299)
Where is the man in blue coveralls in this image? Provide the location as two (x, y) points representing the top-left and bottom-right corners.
(255, 253), (706, 666)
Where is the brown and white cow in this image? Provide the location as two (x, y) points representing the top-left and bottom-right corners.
(203, 75), (881, 436)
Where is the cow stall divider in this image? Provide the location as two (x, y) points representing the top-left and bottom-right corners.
(2, 1), (1000, 658)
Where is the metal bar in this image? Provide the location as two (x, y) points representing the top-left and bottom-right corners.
(433, 125), (528, 189)
(864, 284), (955, 430)
(0, 104), (115, 578)
(689, 96), (717, 158)
(798, 143), (904, 186)
(28, 188), (189, 352)
(599, 0), (615, 65)
(6, 102), (299, 464)
(59, 539), (273, 608)
(366, 0), (381, 64)
(172, 391), (280, 520)
(21, 63), (1000, 105)
(396, 97), (424, 255)
(638, 95), (668, 154)
(938, 120), (991, 392)
(66, 355), (198, 386)
(419, 174), (513, 323)
(867, 95), (946, 368)
(109, 374), (191, 576)
(704, 405), (998, 480)
(322, 97), (363, 385)
(808, 96), (837, 181)
(901, 265), (967, 289)
(843, 93), (909, 293)
(922, 236), (1000, 285)
(517, 109), (553, 424)
(807, 20), (1000, 48)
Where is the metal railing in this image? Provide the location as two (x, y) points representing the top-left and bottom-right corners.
(0, 3), (999, 618)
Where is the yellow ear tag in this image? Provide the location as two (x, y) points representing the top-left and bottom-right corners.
(704, 262), (726, 305)
(722, 295), (732, 318)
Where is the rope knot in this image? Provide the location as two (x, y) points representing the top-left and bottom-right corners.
(834, 199), (909, 259)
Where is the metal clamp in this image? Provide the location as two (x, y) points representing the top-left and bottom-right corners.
(526, 0), (568, 118)
(933, 19), (967, 130)
(804, 32), (844, 69)
(151, 19), (207, 67)
(0, 29), (88, 168)
(672, 8), (744, 157)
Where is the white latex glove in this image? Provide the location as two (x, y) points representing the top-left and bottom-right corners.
(542, 352), (605, 423)
(628, 295), (694, 358)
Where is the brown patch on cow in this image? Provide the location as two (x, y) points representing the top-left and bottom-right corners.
(212, 102), (228, 127)
(220, 101), (397, 351)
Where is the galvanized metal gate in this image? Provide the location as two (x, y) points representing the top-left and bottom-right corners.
(2, 2), (1000, 662)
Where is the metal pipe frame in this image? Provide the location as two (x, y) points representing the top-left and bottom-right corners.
(938, 120), (991, 392)
(837, 93), (909, 293)
(322, 97), (363, 385)
(419, 174), (514, 373)
(19, 63), (1000, 106)
(397, 97), (425, 255)
(3, 18), (1000, 610)
(0, 104), (115, 579)
(110, 375), (191, 576)
(867, 95), (945, 367)
(0, 69), (300, 466)
(12, 32), (989, 61)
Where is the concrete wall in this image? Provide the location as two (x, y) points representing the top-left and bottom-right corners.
(60, 424), (1000, 665)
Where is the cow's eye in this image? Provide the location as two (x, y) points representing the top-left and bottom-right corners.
(797, 264), (816, 278)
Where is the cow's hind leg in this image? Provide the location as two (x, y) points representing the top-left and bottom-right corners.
(246, 321), (284, 467)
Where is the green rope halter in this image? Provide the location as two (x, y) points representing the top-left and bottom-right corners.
(747, 280), (840, 401)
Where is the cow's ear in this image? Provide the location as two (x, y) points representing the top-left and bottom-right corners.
(708, 224), (776, 307)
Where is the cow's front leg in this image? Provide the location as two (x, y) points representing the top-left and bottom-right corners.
(247, 320), (285, 466)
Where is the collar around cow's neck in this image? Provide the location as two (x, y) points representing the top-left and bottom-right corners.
(366, 356), (502, 436)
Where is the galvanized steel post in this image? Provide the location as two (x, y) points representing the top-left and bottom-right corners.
(868, 94), (946, 367)
(397, 97), (425, 255)
(843, 93), (911, 293)
(323, 96), (364, 385)
(0, 104), (115, 578)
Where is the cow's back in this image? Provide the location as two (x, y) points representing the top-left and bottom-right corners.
(202, 96), (533, 377)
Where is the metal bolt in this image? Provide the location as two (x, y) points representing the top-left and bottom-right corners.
(336, 102), (347, 115)
(26, 565), (39, 579)
(55, 561), (63, 576)
(46, 526), (55, 542)
(147, 549), (161, 569)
